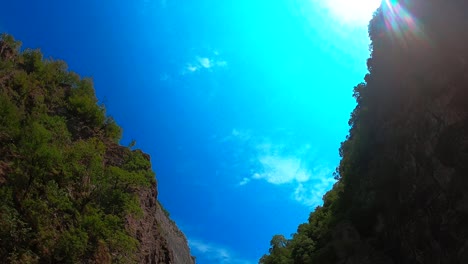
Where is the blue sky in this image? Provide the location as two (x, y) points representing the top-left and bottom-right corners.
(0, 0), (379, 263)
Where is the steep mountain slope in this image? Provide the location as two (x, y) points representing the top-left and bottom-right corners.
(260, 0), (468, 263)
(0, 34), (194, 264)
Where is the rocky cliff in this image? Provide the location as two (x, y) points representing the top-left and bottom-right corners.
(0, 34), (194, 263)
(105, 144), (195, 264)
(131, 184), (195, 264)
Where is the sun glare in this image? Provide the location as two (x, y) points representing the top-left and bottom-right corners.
(324, 0), (381, 25)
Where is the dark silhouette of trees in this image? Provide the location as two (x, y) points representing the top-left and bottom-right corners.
(261, 0), (468, 263)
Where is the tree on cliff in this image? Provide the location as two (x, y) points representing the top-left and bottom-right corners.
(0, 33), (156, 263)
(261, 0), (468, 263)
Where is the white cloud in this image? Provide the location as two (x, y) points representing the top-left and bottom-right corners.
(231, 129), (251, 141)
(252, 153), (333, 207)
(225, 129), (335, 207)
(186, 64), (199, 73)
(191, 240), (211, 253)
(293, 175), (334, 206)
(254, 155), (310, 184)
(219, 129), (252, 143)
(183, 53), (227, 74)
(238, 177), (251, 186)
(189, 239), (254, 264)
(198, 57), (212, 68)
(216, 60), (228, 67)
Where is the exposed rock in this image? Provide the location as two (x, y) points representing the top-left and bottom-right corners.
(106, 145), (195, 264)
(126, 183), (195, 264)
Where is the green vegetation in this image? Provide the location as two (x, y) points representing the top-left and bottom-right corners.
(0, 34), (155, 263)
(261, 1), (468, 263)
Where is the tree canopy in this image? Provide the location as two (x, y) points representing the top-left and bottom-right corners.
(0, 34), (156, 263)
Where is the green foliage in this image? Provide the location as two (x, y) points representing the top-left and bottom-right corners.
(104, 116), (123, 142)
(0, 92), (21, 140)
(259, 235), (292, 264)
(54, 227), (88, 263)
(0, 34), (155, 262)
(0, 33), (21, 61)
(68, 79), (106, 128)
(21, 49), (44, 74)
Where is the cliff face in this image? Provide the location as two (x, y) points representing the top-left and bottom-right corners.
(105, 144), (195, 264)
(341, 0), (468, 262)
(128, 184), (195, 264)
(260, 0), (468, 263)
(0, 34), (194, 263)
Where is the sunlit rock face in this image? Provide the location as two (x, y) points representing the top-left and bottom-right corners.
(127, 183), (195, 264)
(106, 146), (195, 264)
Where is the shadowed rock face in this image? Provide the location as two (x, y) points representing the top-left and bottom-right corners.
(337, 1), (468, 262)
(260, 1), (468, 263)
(329, 1), (468, 262)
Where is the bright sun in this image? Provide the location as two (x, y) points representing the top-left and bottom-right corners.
(324, 0), (381, 25)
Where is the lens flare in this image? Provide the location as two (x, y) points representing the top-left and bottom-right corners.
(381, 0), (429, 49)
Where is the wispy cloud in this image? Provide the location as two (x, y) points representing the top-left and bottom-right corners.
(225, 129), (335, 207)
(189, 238), (254, 264)
(230, 129), (252, 142)
(253, 155), (310, 184)
(183, 53), (227, 74)
(293, 171), (334, 206)
(238, 177), (251, 186)
(252, 152), (333, 206)
(186, 64), (199, 73)
(198, 57), (212, 68)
